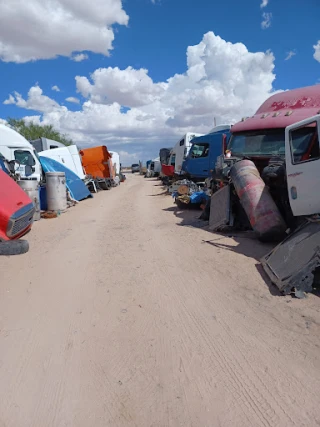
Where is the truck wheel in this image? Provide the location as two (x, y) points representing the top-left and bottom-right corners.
(0, 240), (29, 255)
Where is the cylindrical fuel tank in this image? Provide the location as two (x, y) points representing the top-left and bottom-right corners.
(17, 178), (41, 221)
(230, 160), (287, 241)
(46, 172), (67, 212)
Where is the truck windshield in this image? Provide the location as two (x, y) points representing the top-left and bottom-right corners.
(229, 128), (317, 160)
(189, 143), (209, 158)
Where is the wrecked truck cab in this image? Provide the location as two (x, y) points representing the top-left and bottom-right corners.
(246, 114), (320, 297)
(228, 85), (320, 170)
(212, 85), (320, 233)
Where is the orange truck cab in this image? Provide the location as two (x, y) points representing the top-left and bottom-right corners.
(79, 146), (115, 179)
(79, 146), (116, 190)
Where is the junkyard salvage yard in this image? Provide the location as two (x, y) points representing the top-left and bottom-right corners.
(0, 173), (319, 427)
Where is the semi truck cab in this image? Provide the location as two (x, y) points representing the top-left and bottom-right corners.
(170, 132), (203, 175)
(183, 125), (231, 180)
(217, 85), (320, 227)
(0, 124), (42, 181)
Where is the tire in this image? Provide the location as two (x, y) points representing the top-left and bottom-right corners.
(0, 239), (29, 255)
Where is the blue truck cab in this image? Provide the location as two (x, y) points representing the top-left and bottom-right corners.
(182, 125), (231, 180)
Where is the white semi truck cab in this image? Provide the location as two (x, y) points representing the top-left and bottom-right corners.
(0, 124), (42, 181)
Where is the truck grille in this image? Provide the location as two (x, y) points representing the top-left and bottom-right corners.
(6, 203), (35, 238)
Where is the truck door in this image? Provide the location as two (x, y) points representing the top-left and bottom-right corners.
(185, 142), (210, 178)
(12, 148), (42, 181)
(175, 138), (185, 172)
(285, 115), (320, 216)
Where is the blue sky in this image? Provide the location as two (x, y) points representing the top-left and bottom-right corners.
(0, 0), (319, 163)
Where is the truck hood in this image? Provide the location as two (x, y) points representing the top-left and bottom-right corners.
(0, 170), (33, 215)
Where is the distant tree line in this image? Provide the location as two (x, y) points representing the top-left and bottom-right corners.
(7, 118), (73, 146)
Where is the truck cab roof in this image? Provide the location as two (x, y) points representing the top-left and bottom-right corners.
(0, 124), (33, 148)
(232, 85), (320, 133)
(208, 124), (232, 134)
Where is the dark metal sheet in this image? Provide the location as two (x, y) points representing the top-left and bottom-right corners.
(261, 221), (320, 295)
(209, 185), (232, 231)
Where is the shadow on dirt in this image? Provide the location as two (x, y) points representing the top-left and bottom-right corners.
(148, 190), (169, 197)
(144, 178), (160, 183)
(163, 204), (284, 296)
(162, 206), (208, 229)
(200, 235), (282, 296)
(201, 234), (273, 261)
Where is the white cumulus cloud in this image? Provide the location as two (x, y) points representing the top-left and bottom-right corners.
(314, 41), (320, 63)
(66, 96), (80, 104)
(260, 0), (269, 8)
(71, 53), (89, 62)
(285, 50), (296, 61)
(52, 85), (60, 92)
(4, 85), (63, 113)
(0, 0), (129, 63)
(76, 67), (167, 107)
(3, 94), (16, 105)
(261, 12), (272, 29)
(3, 32), (277, 158)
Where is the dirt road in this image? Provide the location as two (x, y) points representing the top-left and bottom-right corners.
(1, 174), (319, 427)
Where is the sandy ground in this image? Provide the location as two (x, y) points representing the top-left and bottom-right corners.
(0, 173), (320, 427)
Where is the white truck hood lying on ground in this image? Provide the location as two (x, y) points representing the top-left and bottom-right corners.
(39, 145), (85, 179)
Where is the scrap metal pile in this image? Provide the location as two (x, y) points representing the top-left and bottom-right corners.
(170, 179), (210, 209)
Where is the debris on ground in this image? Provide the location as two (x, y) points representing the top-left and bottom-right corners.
(261, 221), (320, 298)
(170, 179), (210, 209)
(41, 211), (59, 219)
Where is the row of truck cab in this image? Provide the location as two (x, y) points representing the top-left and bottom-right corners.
(0, 125), (121, 241)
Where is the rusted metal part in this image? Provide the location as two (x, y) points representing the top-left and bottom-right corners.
(260, 221), (320, 298)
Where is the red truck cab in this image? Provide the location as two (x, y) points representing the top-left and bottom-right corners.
(0, 169), (35, 240)
(228, 85), (320, 172)
(218, 85), (320, 229)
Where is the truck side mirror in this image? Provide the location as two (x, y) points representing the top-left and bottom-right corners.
(25, 165), (33, 176)
(222, 134), (227, 154)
